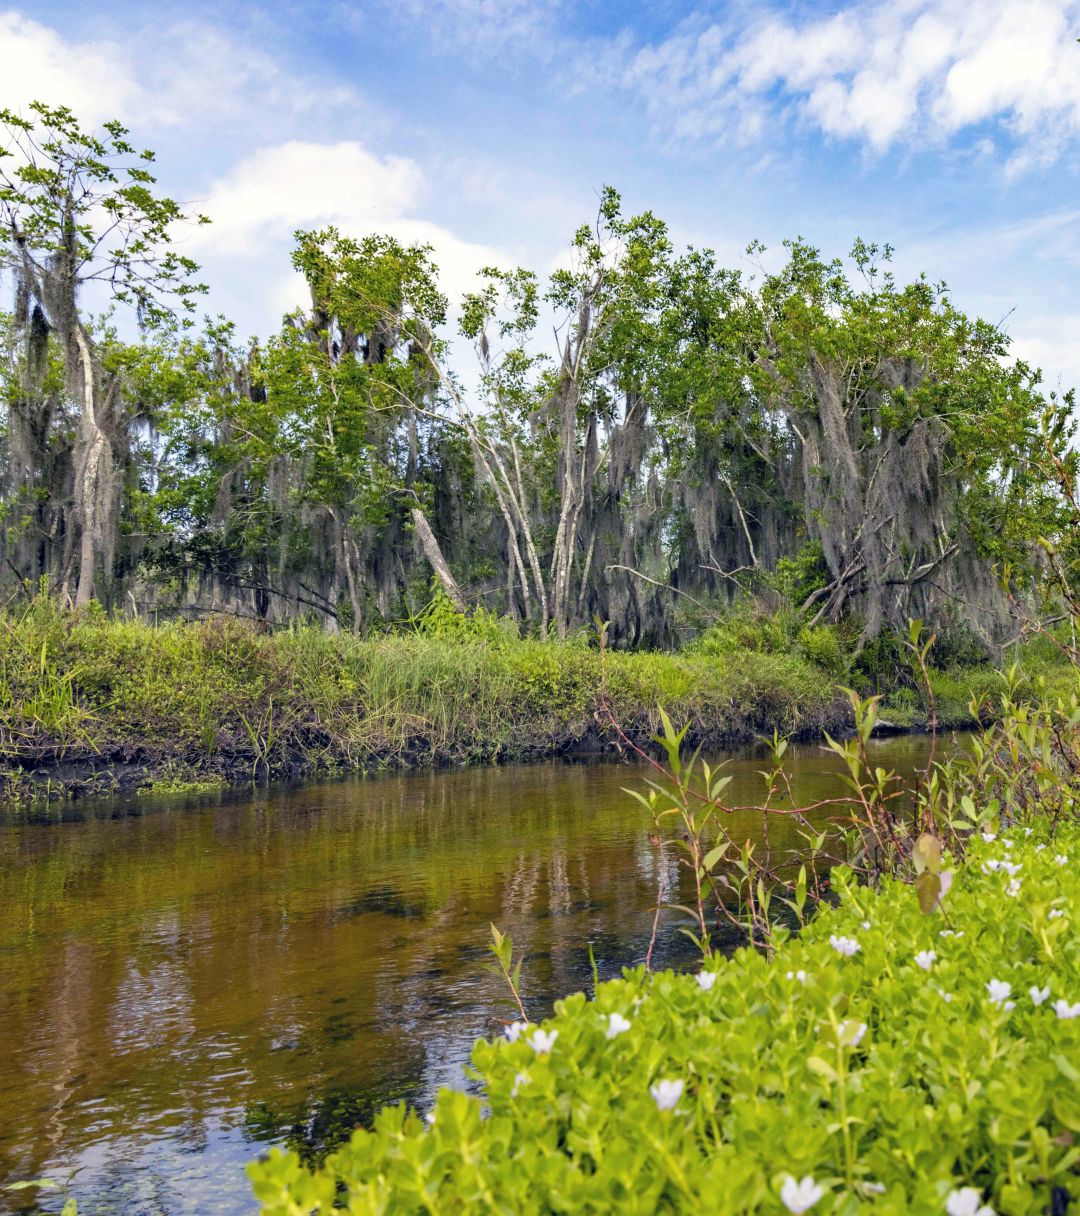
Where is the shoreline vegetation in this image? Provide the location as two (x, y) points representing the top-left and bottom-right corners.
(0, 595), (1074, 805)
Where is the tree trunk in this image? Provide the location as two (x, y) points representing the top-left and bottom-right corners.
(411, 508), (467, 612)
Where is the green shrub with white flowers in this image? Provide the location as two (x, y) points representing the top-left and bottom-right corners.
(249, 823), (1080, 1215)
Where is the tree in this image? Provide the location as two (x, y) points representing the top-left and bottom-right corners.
(0, 102), (206, 604)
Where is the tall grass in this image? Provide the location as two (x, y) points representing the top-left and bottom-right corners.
(0, 595), (1070, 798)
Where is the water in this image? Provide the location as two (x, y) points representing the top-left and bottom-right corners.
(0, 734), (945, 1214)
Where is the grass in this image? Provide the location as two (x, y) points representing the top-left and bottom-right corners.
(0, 596), (1071, 801)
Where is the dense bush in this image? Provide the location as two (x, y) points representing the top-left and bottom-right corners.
(248, 827), (1080, 1214)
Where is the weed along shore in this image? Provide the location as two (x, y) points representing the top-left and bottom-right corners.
(1, 599), (1060, 805)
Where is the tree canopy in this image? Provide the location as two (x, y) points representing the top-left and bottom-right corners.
(1, 104), (1075, 651)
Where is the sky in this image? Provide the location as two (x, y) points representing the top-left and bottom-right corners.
(4, 0), (1080, 391)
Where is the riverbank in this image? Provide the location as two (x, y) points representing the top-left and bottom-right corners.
(0, 603), (1061, 803)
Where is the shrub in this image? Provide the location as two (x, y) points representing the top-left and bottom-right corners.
(248, 827), (1080, 1214)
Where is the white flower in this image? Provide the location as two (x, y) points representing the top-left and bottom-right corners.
(981, 831), (997, 843)
(696, 970), (717, 991)
(781, 1174), (825, 1213)
(940, 929), (964, 938)
(1049, 909), (1065, 920)
(786, 969), (808, 983)
(1053, 999), (1080, 1020)
(1055, 854), (1068, 866)
(424, 1109), (436, 1125)
(939, 990), (954, 1003)
(986, 979), (1012, 1006)
(829, 934), (860, 957)
(946, 1186), (996, 1216)
(982, 859), (1020, 877)
(935, 870), (954, 908)
(1006, 879), (1021, 898)
(1023, 827), (1034, 837)
(1002, 839), (1013, 850)
(861, 920), (872, 930)
(915, 950), (936, 971)
(650, 1078), (683, 1111)
(511, 1071), (530, 1097)
(529, 1028), (558, 1054)
(504, 1021), (527, 1042)
(837, 1019), (867, 1047)
(1035, 844), (1046, 853)
(1029, 986), (1051, 1007)
(605, 1012), (631, 1039)
(863, 1181), (886, 1195)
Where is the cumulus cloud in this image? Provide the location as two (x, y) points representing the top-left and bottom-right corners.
(0, 10), (137, 124)
(625, 0), (1080, 166)
(189, 140), (507, 315)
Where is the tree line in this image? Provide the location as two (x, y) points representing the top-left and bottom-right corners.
(1, 103), (1075, 650)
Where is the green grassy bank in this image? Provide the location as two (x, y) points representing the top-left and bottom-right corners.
(0, 598), (1070, 802)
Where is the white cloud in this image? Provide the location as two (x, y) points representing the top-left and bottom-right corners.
(0, 9), (363, 140)
(0, 10), (137, 124)
(625, 0), (1080, 163)
(190, 140), (509, 318)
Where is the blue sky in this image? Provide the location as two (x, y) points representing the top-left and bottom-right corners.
(5, 0), (1080, 390)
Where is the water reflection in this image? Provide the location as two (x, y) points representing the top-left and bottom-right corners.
(0, 735), (949, 1214)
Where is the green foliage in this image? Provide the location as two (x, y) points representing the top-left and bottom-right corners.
(0, 101), (207, 322)
(249, 823), (1080, 1214)
(0, 600), (847, 796)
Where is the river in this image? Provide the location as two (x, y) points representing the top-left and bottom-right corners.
(0, 733), (947, 1214)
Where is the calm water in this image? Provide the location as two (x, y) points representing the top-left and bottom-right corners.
(0, 734), (945, 1214)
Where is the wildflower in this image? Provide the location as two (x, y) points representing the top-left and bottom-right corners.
(1029, 986), (1051, 1007)
(983, 858), (1020, 877)
(780, 1175), (825, 1213)
(696, 970), (717, 991)
(939, 990), (954, 1004)
(1049, 908), (1065, 920)
(935, 870), (954, 908)
(980, 831), (996, 843)
(1006, 879), (1021, 898)
(837, 1019), (867, 1047)
(940, 929), (964, 938)
(829, 935), (860, 957)
(1023, 827), (1033, 837)
(505, 1021), (527, 1042)
(605, 1012), (631, 1040)
(650, 1078), (683, 1111)
(985, 979), (1012, 1007)
(786, 969), (807, 983)
(529, 1028), (558, 1054)
(946, 1186), (996, 1216)
(915, 950), (936, 971)
(861, 920), (872, 930)
(1035, 844), (1046, 853)
(1002, 839), (1013, 850)
(864, 1181), (887, 1195)
(1053, 999), (1080, 1020)
(424, 1109), (436, 1125)
(1055, 854), (1068, 866)
(511, 1072), (530, 1097)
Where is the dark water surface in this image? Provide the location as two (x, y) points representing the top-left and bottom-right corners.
(0, 734), (946, 1214)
